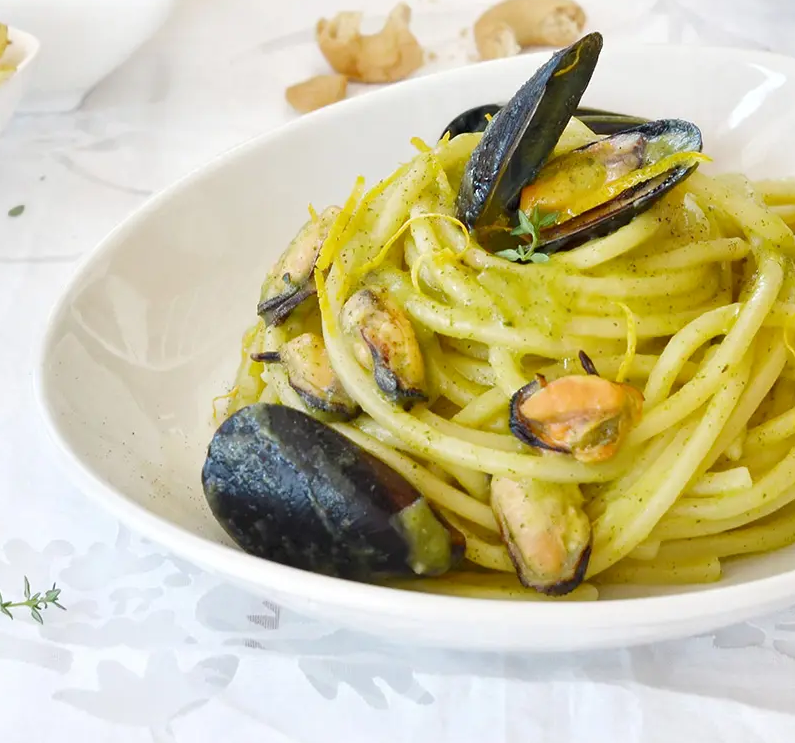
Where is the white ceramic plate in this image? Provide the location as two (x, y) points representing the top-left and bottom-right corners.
(36, 44), (795, 652)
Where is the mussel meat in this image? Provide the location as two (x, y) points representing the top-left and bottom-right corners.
(253, 332), (360, 421)
(491, 476), (591, 595)
(340, 288), (428, 408)
(257, 206), (340, 326)
(202, 403), (464, 580)
(510, 351), (644, 463)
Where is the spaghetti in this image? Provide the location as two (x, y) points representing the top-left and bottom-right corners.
(215, 116), (795, 600)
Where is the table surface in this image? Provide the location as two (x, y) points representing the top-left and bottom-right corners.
(4, 0), (795, 741)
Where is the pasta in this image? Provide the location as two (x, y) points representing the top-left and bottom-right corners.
(206, 34), (795, 600)
(214, 119), (795, 599)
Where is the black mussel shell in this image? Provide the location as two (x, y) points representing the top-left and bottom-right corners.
(441, 104), (503, 140)
(440, 104), (647, 141)
(202, 403), (464, 580)
(455, 32), (603, 229)
(574, 107), (650, 136)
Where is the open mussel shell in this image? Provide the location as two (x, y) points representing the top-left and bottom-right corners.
(202, 403), (464, 580)
(440, 104), (648, 141)
(455, 32), (603, 230)
(534, 118), (703, 255)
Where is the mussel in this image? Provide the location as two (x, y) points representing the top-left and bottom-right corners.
(454, 32), (706, 255)
(257, 206), (340, 326)
(202, 403), (464, 580)
(510, 351), (644, 463)
(521, 119), (704, 255)
(253, 332), (360, 421)
(455, 32), (604, 230)
(340, 288), (428, 408)
(491, 477), (591, 595)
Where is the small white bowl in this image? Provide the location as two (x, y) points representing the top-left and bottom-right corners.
(3, 0), (175, 113)
(36, 44), (795, 652)
(0, 26), (39, 134)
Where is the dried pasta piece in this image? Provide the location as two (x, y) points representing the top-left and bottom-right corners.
(285, 74), (348, 114)
(316, 3), (424, 83)
(474, 0), (586, 61)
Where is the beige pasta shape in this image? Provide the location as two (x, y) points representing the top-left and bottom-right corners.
(316, 3), (424, 84)
(285, 74), (348, 114)
(475, 0), (587, 61)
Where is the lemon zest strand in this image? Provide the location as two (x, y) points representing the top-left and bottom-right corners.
(319, 160), (421, 278)
(614, 301), (638, 383)
(315, 176), (366, 272)
(429, 153), (456, 202)
(354, 213), (471, 282)
(212, 386), (240, 423)
(411, 136), (432, 153)
(307, 203), (318, 222)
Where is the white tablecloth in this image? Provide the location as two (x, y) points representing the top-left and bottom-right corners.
(4, 1), (795, 740)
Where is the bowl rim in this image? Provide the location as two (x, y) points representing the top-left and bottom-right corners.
(4, 26), (40, 72)
(34, 42), (795, 628)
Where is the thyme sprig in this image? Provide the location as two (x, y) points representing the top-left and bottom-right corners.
(496, 206), (558, 264)
(0, 577), (65, 624)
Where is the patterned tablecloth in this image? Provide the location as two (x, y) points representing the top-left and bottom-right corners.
(4, 0), (795, 740)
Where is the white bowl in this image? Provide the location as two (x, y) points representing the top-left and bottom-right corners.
(0, 26), (39, 134)
(36, 44), (795, 652)
(2, 0), (175, 113)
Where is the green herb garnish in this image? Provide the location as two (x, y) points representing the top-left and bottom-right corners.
(0, 577), (65, 624)
(496, 206), (558, 263)
(8, 204), (24, 217)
